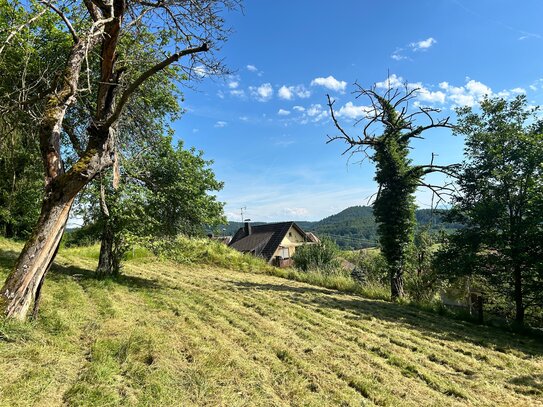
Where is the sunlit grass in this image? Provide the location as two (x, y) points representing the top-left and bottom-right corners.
(0, 237), (542, 406)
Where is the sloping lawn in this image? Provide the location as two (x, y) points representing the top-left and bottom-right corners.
(0, 238), (542, 406)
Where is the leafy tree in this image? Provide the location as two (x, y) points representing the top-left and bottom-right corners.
(87, 136), (226, 275)
(437, 96), (543, 325)
(327, 84), (456, 300)
(0, 0), (238, 319)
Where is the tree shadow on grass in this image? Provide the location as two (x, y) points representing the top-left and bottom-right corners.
(0, 249), (18, 271)
(227, 280), (543, 357)
(508, 374), (543, 396)
(0, 248), (161, 291)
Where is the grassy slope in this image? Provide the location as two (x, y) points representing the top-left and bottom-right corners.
(0, 239), (542, 407)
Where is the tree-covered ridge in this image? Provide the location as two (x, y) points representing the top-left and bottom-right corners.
(221, 206), (460, 249)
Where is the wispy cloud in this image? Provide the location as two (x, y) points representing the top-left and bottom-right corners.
(278, 84), (311, 100)
(230, 89), (246, 98)
(410, 37), (437, 51)
(214, 121), (227, 128)
(277, 109), (291, 116)
(391, 37), (437, 61)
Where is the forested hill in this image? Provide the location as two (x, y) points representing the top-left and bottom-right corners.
(220, 206), (460, 249)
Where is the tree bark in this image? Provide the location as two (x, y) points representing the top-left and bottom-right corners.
(0, 193), (74, 319)
(96, 218), (118, 276)
(390, 268), (404, 301)
(513, 264), (524, 325)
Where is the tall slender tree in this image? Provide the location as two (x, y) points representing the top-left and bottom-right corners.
(437, 96), (543, 325)
(0, 0), (238, 320)
(327, 83), (456, 300)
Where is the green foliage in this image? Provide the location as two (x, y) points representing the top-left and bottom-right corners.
(0, 131), (43, 238)
(349, 249), (388, 286)
(404, 228), (442, 303)
(437, 95), (543, 325)
(77, 135), (225, 274)
(0, 1), (71, 239)
(292, 237), (340, 273)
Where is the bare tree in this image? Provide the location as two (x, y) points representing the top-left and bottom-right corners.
(327, 82), (457, 300)
(0, 0), (238, 320)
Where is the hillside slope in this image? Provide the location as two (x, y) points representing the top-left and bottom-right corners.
(0, 239), (542, 406)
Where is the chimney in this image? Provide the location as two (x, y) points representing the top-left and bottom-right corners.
(244, 221), (252, 236)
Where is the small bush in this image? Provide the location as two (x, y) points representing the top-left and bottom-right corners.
(293, 237), (340, 273)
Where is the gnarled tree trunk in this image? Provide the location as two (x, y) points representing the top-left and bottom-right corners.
(0, 194), (74, 319)
(0, 127), (115, 319)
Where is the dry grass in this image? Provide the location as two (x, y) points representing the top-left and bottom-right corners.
(0, 238), (542, 406)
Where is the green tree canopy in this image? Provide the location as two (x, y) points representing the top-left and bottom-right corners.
(437, 95), (543, 325)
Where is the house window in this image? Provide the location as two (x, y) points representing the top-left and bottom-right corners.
(280, 247), (289, 259)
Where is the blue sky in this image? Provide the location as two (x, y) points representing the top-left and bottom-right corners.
(173, 0), (543, 223)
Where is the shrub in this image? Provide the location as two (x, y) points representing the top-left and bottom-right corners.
(293, 237), (340, 273)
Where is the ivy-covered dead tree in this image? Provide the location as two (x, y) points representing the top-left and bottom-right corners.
(327, 83), (457, 300)
(0, 0), (238, 320)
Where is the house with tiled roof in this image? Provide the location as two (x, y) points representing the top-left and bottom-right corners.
(228, 221), (312, 267)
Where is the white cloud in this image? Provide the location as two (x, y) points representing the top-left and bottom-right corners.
(278, 109), (291, 116)
(439, 78), (492, 107)
(246, 64), (258, 72)
(249, 83), (273, 102)
(416, 86), (446, 104)
(278, 85), (293, 100)
(228, 81), (239, 89)
(511, 87), (526, 94)
(311, 75), (347, 92)
(293, 106), (305, 112)
(214, 121), (227, 128)
(306, 104), (328, 122)
(278, 84), (311, 100)
(410, 37), (437, 51)
(239, 116), (249, 121)
(337, 102), (374, 120)
(465, 79), (491, 98)
(375, 74), (405, 89)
